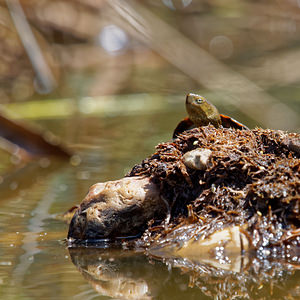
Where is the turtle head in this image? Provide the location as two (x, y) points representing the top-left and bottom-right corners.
(185, 93), (221, 127)
(186, 93), (207, 106)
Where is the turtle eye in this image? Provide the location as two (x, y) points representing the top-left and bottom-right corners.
(195, 98), (204, 104)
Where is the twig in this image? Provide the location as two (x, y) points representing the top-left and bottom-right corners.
(6, 0), (56, 93)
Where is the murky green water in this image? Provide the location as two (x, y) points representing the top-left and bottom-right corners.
(0, 96), (299, 299)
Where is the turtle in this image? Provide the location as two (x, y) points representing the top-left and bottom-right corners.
(173, 93), (249, 138)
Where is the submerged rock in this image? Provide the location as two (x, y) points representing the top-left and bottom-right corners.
(68, 126), (300, 261)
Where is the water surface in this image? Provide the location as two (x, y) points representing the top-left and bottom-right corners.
(0, 96), (299, 299)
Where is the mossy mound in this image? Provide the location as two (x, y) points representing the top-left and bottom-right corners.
(128, 126), (300, 252)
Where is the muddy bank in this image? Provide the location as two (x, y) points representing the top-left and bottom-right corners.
(68, 126), (300, 258)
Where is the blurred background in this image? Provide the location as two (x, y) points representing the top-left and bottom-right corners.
(1, 0), (300, 128)
(0, 0), (300, 299)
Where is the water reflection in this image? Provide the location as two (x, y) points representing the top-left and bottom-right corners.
(69, 246), (300, 299)
(69, 248), (152, 300)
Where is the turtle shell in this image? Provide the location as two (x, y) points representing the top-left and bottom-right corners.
(173, 114), (248, 138)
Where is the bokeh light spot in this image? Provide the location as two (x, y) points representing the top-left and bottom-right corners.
(209, 35), (234, 59)
(162, 0), (193, 10)
(97, 25), (128, 55)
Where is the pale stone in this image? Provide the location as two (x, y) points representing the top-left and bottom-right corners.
(182, 148), (212, 170)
